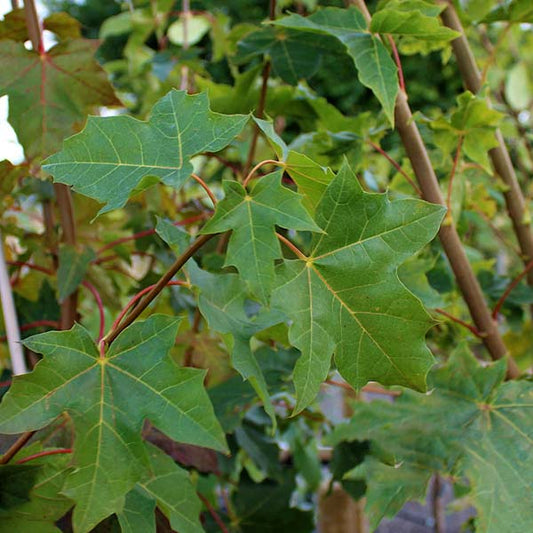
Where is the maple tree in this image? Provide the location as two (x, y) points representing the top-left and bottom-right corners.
(0, 1), (532, 532)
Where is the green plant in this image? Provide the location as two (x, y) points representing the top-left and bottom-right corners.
(1, 1), (532, 532)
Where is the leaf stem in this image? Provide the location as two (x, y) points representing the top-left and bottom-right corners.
(197, 492), (229, 533)
(109, 280), (187, 339)
(81, 281), (105, 342)
(243, 160), (286, 188)
(492, 259), (533, 319)
(386, 35), (405, 92)
(446, 135), (464, 217)
(15, 448), (72, 464)
(191, 173), (217, 206)
(0, 431), (35, 464)
(367, 140), (421, 196)
(96, 214), (209, 255)
(242, 0), (276, 176)
(103, 233), (216, 345)
(435, 308), (482, 337)
(7, 261), (54, 276)
(276, 233), (307, 260)
(0, 320), (60, 343)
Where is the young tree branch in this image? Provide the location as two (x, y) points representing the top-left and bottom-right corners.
(439, 2), (533, 289)
(355, 0), (520, 378)
(103, 233), (216, 345)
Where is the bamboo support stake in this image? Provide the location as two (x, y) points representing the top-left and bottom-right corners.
(353, 0), (519, 378)
(0, 232), (27, 375)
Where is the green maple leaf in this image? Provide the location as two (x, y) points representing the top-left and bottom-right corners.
(370, 1), (460, 41)
(254, 119), (334, 214)
(118, 443), (203, 533)
(201, 171), (321, 302)
(43, 90), (248, 215)
(272, 162), (445, 412)
(0, 39), (120, 161)
(328, 345), (533, 532)
(235, 26), (342, 85)
(0, 315), (226, 532)
(188, 263), (285, 428)
(0, 445), (73, 532)
(431, 91), (502, 171)
(274, 7), (398, 125)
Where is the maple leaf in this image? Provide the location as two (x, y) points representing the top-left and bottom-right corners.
(43, 90), (249, 215)
(272, 162), (445, 412)
(0, 315), (226, 532)
(201, 171), (321, 302)
(188, 262), (284, 428)
(118, 443), (203, 533)
(0, 39), (120, 161)
(328, 345), (533, 532)
(274, 7), (398, 125)
(0, 445), (73, 532)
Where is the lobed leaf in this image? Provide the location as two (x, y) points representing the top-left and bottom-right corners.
(0, 315), (225, 532)
(274, 7), (398, 125)
(43, 90), (248, 215)
(328, 346), (533, 531)
(0, 39), (120, 161)
(273, 162), (445, 413)
(201, 171), (321, 302)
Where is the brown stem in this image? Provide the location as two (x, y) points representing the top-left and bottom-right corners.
(23, 0), (42, 53)
(355, 0), (519, 378)
(387, 35), (405, 92)
(446, 135), (464, 216)
(367, 140), (421, 195)
(197, 492), (229, 533)
(432, 473), (445, 533)
(435, 308), (481, 337)
(191, 173), (217, 206)
(242, 0), (276, 176)
(243, 61), (272, 177)
(16, 448), (72, 464)
(243, 159), (285, 188)
(276, 233), (307, 260)
(0, 431), (35, 464)
(492, 259), (533, 318)
(183, 308), (202, 367)
(104, 233), (216, 345)
(439, 2), (533, 289)
(55, 186), (78, 330)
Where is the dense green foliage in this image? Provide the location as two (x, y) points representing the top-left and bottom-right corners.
(1, 1), (533, 532)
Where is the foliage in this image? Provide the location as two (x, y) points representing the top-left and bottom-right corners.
(1, 1), (533, 532)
